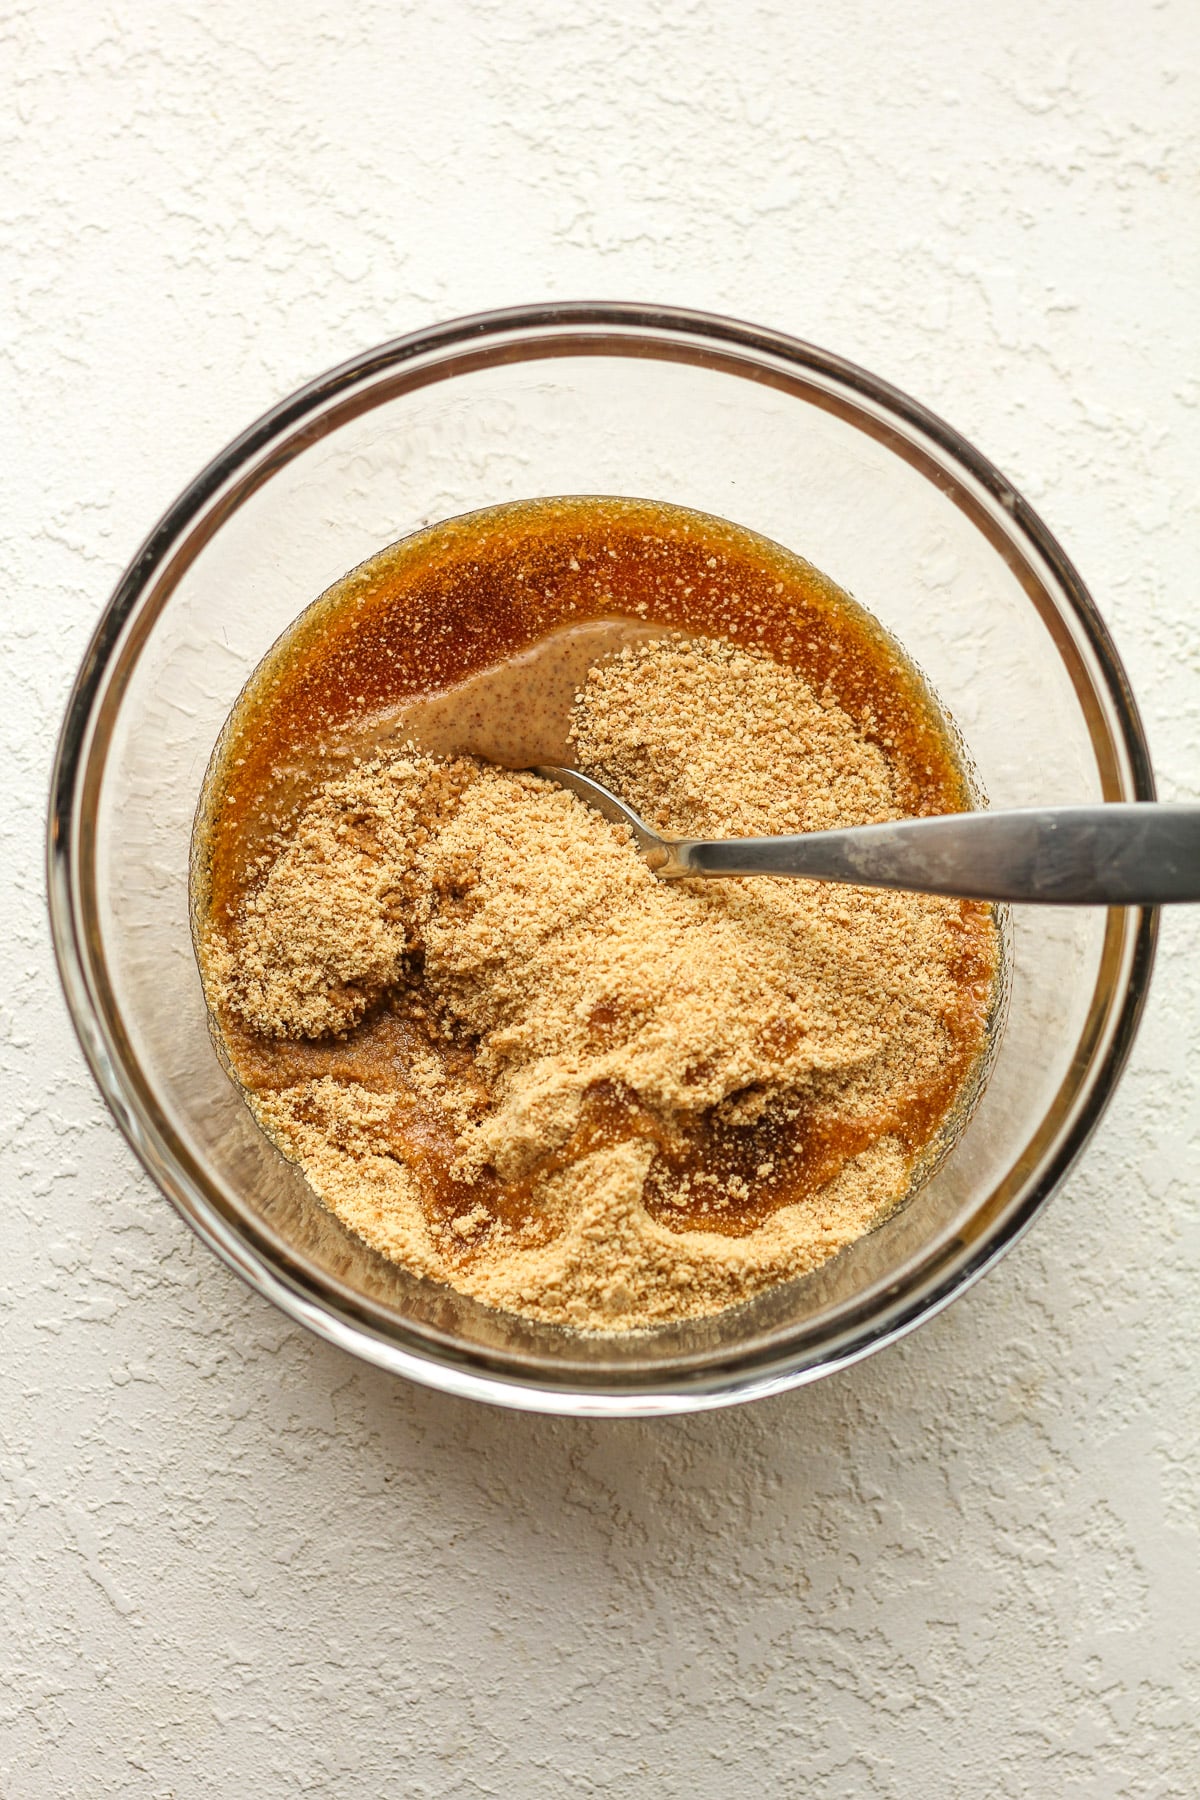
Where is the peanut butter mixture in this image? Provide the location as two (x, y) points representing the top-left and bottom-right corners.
(196, 496), (999, 1333)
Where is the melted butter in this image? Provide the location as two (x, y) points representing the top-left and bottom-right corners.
(195, 496), (996, 1248)
(199, 495), (971, 933)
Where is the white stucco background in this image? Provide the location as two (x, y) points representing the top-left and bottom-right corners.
(4, 3), (1199, 1794)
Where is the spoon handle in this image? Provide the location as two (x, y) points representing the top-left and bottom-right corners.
(664, 804), (1200, 903)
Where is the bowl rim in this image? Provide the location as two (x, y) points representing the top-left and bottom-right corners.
(47, 300), (1158, 1415)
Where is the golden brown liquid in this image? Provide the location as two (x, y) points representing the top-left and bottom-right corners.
(196, 496), (997, 1256)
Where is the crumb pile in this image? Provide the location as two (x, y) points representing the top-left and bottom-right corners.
(202, 638), (997, 1331)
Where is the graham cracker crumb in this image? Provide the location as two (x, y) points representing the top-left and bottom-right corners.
(201, 636), (997, 1333)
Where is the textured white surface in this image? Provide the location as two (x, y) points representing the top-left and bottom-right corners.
(4, 2), (1200, 1793)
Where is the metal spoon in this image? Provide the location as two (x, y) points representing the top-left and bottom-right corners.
(535, 766), (1200, 904)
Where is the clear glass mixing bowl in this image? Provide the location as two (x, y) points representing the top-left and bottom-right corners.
(48, 304), (1156, 1415)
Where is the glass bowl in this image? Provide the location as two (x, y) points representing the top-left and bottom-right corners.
(48, 303), (1156, 1416)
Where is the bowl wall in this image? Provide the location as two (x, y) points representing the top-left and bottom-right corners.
(51, 306), (1155, 1412)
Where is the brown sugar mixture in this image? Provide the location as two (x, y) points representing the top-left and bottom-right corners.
(193, 497), (1001, 1332)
